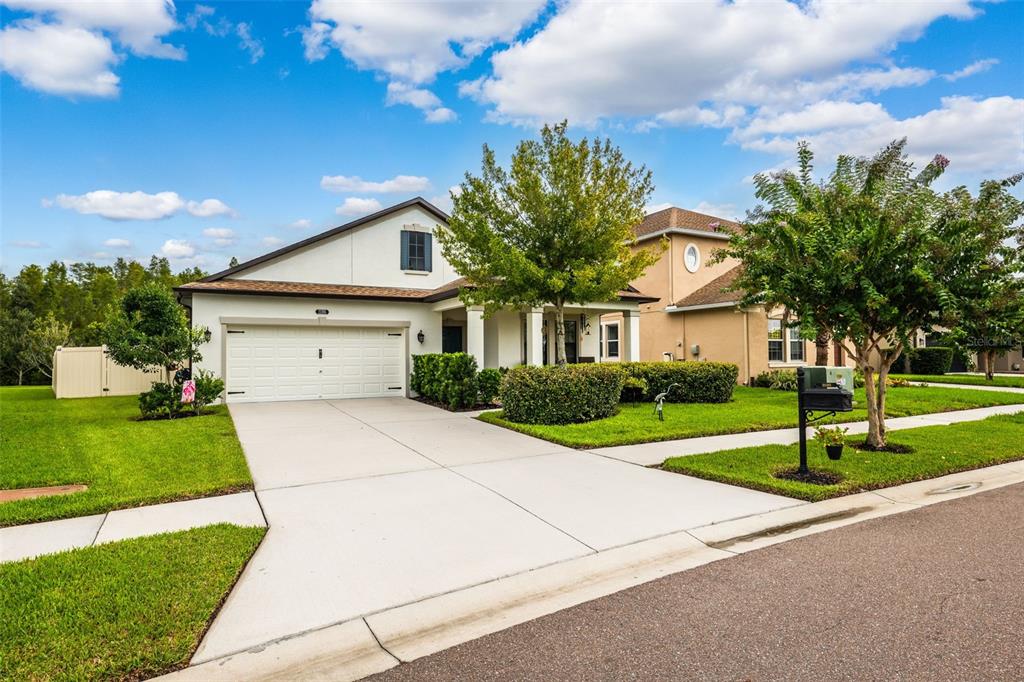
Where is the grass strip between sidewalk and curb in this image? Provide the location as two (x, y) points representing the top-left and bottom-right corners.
(663, 412), (1024, 502)
(891, 373), (1024, 389)
(478, 385), (1024, 448)
(0, 386), (253, 527)
(0, 523), (266, 681)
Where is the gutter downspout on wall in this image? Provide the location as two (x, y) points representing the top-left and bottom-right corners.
(743, 309), (751, 385)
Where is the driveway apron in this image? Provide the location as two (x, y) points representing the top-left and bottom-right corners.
(196, 399), (799, 663)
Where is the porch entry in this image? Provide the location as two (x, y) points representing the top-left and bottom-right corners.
(442, 325), (464, 353)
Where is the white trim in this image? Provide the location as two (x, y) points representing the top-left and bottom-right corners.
(600, 321), (621, 361)
(218, 316), (411, 328)
(667, 301), (738, 313)
(636, 227), (731, 243)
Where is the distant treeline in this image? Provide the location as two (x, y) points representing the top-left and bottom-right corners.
(1, 257), (206, 385)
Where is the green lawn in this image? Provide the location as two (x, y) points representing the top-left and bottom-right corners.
(479, 385), (1024, 448)
(0, 386), (253, 527)
(663, 412), (1024, 501)
(0, 524), (265, 681)
(891, 373), (1024, 389)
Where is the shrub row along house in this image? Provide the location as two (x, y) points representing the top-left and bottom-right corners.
(175, 198), (654, 403)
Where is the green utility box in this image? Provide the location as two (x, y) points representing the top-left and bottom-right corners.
(800, 366), (854, 391)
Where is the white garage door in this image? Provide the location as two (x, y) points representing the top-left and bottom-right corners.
(225, 325), (406, 403)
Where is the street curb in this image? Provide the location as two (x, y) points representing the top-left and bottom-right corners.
(159, 458), (1024, 681)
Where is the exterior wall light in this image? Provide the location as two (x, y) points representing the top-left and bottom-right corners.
(417, 330), (425, 344)
(580, 313), (592, 335)
(202, 328), (212, 343)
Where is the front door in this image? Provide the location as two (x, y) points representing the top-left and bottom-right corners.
(442, 325), (463, 353)
(564, 320), (578, 364)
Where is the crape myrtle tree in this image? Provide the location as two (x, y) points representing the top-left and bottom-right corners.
(437, 121), (664, 365)
(102, 283), (207, 382)
(943, 177), (1024, 379)
(720, 139), (1018, 449)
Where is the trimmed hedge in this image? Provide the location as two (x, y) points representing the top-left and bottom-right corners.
(895, 347), (954, 375)
(410, 353), (479, 409)
(752, 369), (799, 391)
(619, 361), (738, 403)
(500, 364), (625, 425)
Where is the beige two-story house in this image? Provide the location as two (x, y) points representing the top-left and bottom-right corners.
(601, 206), (857, 384)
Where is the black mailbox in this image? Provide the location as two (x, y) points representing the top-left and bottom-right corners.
(802, 387), (853, 412)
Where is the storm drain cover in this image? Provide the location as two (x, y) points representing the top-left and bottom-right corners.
(928, 482), (981, 495)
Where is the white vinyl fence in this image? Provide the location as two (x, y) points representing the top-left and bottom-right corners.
(51, 346), (162, 399)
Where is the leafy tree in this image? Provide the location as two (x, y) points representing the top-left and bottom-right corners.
(719, 139), (1018, 449)
(102, 284), (206, 381)
(19, 313), (71, 380)
(438, 121), (663, 364)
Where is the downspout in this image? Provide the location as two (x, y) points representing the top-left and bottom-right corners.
(743, 308), (751, 385)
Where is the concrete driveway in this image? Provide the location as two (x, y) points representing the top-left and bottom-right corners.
(196, 398), (801, 663)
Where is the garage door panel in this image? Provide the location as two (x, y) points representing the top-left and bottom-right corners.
(225, 325), (406, 403)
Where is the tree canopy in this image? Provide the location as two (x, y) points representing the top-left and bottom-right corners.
(719, 139), (1023, 448)
(437, 121), (663, 364)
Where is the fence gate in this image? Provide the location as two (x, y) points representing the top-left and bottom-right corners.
(52, 346), (161, 399)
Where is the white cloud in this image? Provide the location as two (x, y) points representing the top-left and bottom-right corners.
(944, 58), (998, 82)
(50, 190), (235, 221)
(186, 198), (235, 218)
(160, 239), (196, 259)
(321, 174), (430, 194)
(0, 0), (184, 97)
(305, 0), (543, 118)
(0, 20), (119, 97)
(740, 96), (1024, 176)
(103, 237), (131, 248)
(736, 101), (891, 140)
(261, 236), (284, 248)
(691, 201), (739, 221)
(384, 81), (457, 123)
(289, 218), (312, 229)
(9, 239), (47, 248)
(335, 197), (383, 216)
(424, 106), (457, 124)
(235, 22), (264, 64)
(469, 0), (975, 124)
(202, 227), (236, 247)
(55, 190), (185, 220)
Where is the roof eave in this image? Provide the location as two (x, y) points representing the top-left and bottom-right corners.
(668, 301), (740, 313)
(635, 228), (732, 243)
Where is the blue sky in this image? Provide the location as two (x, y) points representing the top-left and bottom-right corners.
(2, 0), (1022, 275)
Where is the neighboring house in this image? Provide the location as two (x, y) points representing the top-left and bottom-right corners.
(175, 198), (653, 403)
(602, 206), (857, 383)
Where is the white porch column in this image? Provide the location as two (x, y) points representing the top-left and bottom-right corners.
(525, 307), (544, 366)
(466, 306), (485, 367)
(622, 310), (641, 362)
(580, 312), (600, 362)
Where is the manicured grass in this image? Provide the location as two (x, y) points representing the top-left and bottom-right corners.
(478, 385), (1024, 448)
(891, 373), (1024, 389)
(0, 386), (253, 527)
(662, 412), (1024, 502)
(0, 523), (265, 681)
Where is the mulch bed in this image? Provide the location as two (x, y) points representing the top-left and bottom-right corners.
(411, 396), (500, 413)
(773, 468), (845, 486)
(852, 441), (916, 454)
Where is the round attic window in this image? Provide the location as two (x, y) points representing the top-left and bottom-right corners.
(684, 243), (701, 273)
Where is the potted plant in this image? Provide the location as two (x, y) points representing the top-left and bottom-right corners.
(814, 424), (849, 460)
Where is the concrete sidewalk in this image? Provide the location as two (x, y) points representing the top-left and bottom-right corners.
(591, 403), (1024, 466)
(0, 492), (265, 563)
(908, 380), (1024, 394)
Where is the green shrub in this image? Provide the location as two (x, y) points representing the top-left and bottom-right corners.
(192, 370), (225, 411)
(621, 375), (648, 404)
(411, 352), (481, 409)
(500, 364), (625, 425)
(895, 347), (954, 375)
(619, 361), (737, 403)
(138, 382), (177, 418)
(477, 368), (502, 405)
(752, 369), (799, 391)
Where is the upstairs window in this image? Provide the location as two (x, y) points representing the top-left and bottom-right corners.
(401, 230), (432, 272)
(789, 325), (805, 362)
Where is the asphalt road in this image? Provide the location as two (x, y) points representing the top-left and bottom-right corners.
(371, 483), (1024, 681)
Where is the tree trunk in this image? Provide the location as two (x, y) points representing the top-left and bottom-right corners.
(814, 330), (830, 366)
(861, 342), (902, 449)
(985, 349), (997, 381)
(554, 302), (567, 367)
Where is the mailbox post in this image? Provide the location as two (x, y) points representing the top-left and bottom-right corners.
(795, 367), (854, 474)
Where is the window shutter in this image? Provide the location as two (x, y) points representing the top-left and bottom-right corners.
(400, 230), (410, 270)
(424, 233), (432, 272)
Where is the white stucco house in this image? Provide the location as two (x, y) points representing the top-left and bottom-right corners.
(176, 198), (653, 403)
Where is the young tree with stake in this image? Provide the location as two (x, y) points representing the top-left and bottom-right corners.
(437, 121), (664, 365)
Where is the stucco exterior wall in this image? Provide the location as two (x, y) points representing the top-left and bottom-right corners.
(232, 206), (458, 288)
(190, 292), (443, 381)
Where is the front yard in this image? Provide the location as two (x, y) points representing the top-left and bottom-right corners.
(0, 524), (265, 680)
(663, 412), (1024, 501)
(479, 385), (1024, 448)
(891, 373), (1024, 389)
(0, 386), (253, 527)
